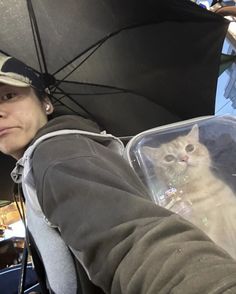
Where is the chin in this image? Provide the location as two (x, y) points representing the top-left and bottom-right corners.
(0, 144), (11, 156)
(1, 144), (24, 159)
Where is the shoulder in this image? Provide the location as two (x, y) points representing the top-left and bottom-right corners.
(32, 133), (103, 163)
(30, 133), (104, 191)
(31, 132), (123, 174)
(31, 132), (150, 203)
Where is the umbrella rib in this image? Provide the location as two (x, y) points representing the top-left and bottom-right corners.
(55, 80), (126, 89)
(54, 80), (129, 92)
(52, 40), (106, 91)
(52, 80), (127, 96)
(53, 79), (165, 107)
(52, 16), (224, 78)
(53, 21), (196, 91)
(52, 38), (105, 77)
(0, 50), (11, 57)
(27, 3), (43, 73)
(53, 91), (124, 96)
(52, 22), (164, 78)
(27, 0), (48, 74)
(53, 85), (101, 123)
(52, 79), (172, 116)
(49, 93), (87, 118)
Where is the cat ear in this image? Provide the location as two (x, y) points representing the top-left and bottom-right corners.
(142, 146), (158, 160)
(187, 124), (199, 141)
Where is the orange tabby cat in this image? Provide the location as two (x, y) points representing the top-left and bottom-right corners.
(143, 124), (236, 259)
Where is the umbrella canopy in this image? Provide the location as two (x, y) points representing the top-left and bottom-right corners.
(0, 0), (229, 200)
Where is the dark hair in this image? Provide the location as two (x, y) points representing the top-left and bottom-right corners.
(33, 87), (49, 102)
(33, 72), (55, 102)
(33, 87), (54, 120)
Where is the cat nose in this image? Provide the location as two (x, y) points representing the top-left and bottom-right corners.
(179, 155), (189, 162)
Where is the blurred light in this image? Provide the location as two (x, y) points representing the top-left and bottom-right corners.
(2, 220), (25, 240)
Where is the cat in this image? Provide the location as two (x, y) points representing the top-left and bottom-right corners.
(143, 124), (236, 259)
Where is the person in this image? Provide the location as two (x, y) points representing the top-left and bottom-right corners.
(0, 55), (236, 294)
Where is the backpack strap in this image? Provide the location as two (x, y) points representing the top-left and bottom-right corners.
(14, 184), (50, 294)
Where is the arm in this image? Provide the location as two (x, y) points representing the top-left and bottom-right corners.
(32, 135), (236, 294)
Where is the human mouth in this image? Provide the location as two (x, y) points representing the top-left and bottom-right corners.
(0, 127), (16, 137)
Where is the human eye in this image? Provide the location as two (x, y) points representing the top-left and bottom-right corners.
(0, 92), (18, 101)
(185, 144), (194, 153)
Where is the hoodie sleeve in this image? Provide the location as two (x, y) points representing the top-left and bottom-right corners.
(32, 134), (236, 294)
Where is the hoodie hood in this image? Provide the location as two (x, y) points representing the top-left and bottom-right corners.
(32, 115), (101, 145)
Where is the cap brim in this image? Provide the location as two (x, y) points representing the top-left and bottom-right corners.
(0, 76), (30, 87)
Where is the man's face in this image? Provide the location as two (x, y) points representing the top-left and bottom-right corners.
(0, 84), (50, 159)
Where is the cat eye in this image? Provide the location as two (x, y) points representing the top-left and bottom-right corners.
(164, 154), (175, 162)
(185, 144), (194, 153)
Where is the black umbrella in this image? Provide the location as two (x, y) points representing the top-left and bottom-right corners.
(0, 0), (230, 200)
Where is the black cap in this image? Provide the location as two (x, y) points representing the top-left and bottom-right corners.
(0, 55), (53, 92)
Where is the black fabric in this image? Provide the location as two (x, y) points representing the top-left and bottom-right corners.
(0, 0), (229, 136)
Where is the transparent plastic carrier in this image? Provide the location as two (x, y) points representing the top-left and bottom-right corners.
(125, 115), (236, 258)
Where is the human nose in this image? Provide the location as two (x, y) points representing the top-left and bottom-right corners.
(0, 106), (7, 118)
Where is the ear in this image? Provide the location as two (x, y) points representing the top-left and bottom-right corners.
(187, 124), (199, 141)
(42, 97), (54, 115)
(142, 146), (158, 161)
